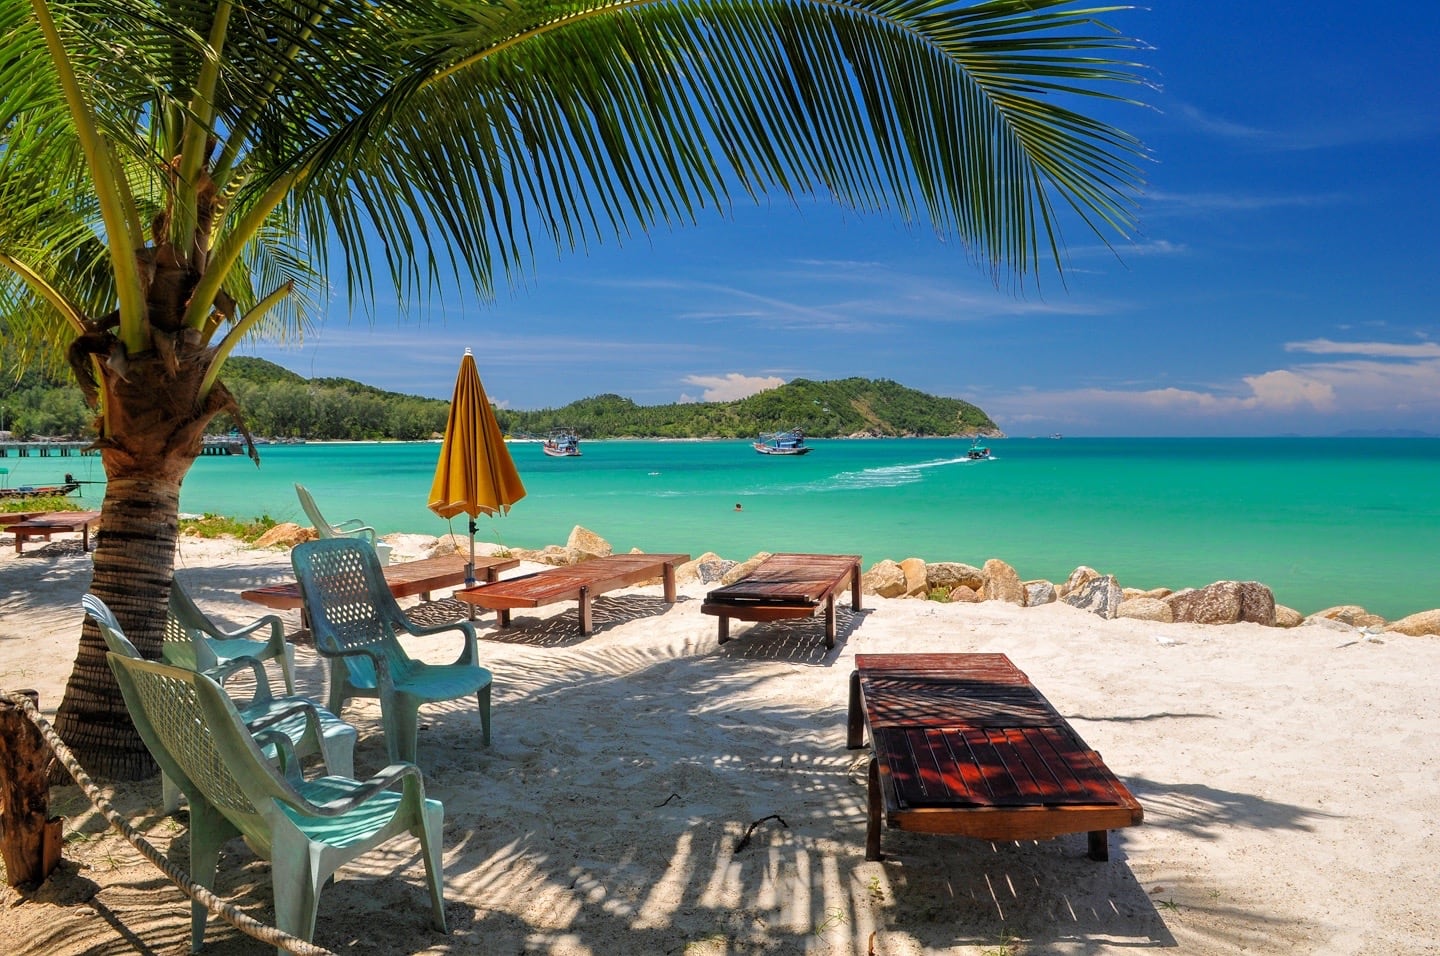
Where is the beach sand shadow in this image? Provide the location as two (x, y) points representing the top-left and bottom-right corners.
(468, 593), (684, 648)
(708, 606), (870, 665)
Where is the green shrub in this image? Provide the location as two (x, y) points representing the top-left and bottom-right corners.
(2, 494), (81, 514)
(178, 513), (278, 542)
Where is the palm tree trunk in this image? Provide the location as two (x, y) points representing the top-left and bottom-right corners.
(51, 478), (180, 781)
(52, 347), (222, 781)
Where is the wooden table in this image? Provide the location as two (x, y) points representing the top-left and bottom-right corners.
(847, 653), (1143, 862)
(10, 511), (102, 554)
(701, 553), (861, 648)
(454, 552), (690, 636)
(242, 554), (519, 624)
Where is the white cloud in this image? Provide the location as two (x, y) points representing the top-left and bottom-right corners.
(980, 347), (1440, 434)
(682, 373), (786, 402)
(1241, 370), (1336, 410)
(1285, 339), (1440, 359)
(1144, 188), (1347, 214)
(1171, 100), (1437, 151)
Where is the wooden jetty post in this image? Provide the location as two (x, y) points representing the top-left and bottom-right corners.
(0, 690), (63, 887)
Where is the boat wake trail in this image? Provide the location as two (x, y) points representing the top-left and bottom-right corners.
(812, 456), (976, 492)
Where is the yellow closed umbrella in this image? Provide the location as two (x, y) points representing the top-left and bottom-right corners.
(428, 349), (526, 583)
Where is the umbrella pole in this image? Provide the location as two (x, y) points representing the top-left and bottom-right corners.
(467, 517), (478, 585)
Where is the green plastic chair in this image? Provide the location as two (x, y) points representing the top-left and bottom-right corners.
(86, 594), (358, 815)
(295, 482), (392, 565)
(102, 609), (447, 953)
(164, 577), (297, 695)
(291, 538), (492, 763)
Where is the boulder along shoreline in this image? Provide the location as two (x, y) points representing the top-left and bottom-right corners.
(244, 520), (1440, 638)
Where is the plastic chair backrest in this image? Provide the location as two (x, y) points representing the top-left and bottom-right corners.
(162, 578), (296, 695)
(162, 582), (213, 672)
(92, 604), (263, 814)
(296, 483), (369, 540)
(291, 538), (411, 690)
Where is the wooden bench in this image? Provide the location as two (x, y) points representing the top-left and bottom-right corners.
(847, 653), (1143, 861)
(10, 511), (102, 554)
(701, 553), (861, 648)
(454, 552), (690, 636)
(242, 554), (519, 625)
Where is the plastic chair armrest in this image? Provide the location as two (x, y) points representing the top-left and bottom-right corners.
(208, 655), (274, 704)
(214, 613), (287, 651)
(253, 728), (304, 784)
(307, 762), (427, 816)
(314, 643), (396, 691)
(338, 524), (379, 545)
(403, 618), (479, 666)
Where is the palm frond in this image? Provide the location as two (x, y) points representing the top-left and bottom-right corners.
(1, 0), (1149, 354)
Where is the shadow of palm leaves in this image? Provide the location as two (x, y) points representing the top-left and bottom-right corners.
(709, 607), (870, 666)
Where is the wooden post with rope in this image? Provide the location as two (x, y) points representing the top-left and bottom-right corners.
(0, 689), (63, 886)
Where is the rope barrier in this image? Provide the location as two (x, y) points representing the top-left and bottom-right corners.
(3, 691), (336, 956)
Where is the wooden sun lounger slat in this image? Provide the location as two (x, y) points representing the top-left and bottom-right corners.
(860, 678), (1059, 728)
(849, 653), (1143, 862)
(454, 553), (690, 636)
(701, 553), (861, 648)
(883, 725), (1118, 808)
(241, 554), (519, 627)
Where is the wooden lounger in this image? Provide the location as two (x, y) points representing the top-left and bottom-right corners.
(454, 552), (690, 636)
(847, 653), (1143, 861)
(241, 554), (519, 625)
(701, 553), (861, 649)
(10, 511), (102, 554)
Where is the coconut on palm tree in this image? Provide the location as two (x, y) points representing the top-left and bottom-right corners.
(0, 0), (1147, 779)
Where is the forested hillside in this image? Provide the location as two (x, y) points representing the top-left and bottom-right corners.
(498, 377), (998, 438)
(0, 354), (999, 440)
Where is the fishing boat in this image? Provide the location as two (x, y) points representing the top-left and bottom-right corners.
(966, 438), (992, 461)
(542, 430), (582, 457)
(754, 428), (812, 456)
(0, 469), (81, 500)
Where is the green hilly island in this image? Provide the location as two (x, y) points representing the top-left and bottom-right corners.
(1, 355), (999, 441)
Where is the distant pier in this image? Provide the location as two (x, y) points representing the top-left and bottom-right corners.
(0, 441), (97, 458)
(199, 438), (246, 456)
(0, 438), (245, 457)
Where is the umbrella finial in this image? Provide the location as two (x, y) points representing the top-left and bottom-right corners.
(464, 347), (473, 355)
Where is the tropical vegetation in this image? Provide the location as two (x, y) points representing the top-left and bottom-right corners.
(502, 377), (997, 438)
(1, 0), (1146, 778)
(2, 355), (996, 439)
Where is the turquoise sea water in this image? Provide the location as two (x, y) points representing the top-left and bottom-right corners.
(18, 437), (1440, 618)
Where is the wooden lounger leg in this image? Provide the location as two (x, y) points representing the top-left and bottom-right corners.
(717, 614), (730, 644)
(850, 565), (862, 611)
(846, 671), (865, 749)
(662, 563), (677, 603)
(866, 756), (883, 861)
(824, 595), (836, 649)
(498, 609), (512, 629)
(578, 585), (592, 635)
(1088, 830), (1109, 861)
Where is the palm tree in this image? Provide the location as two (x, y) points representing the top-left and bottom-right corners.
(1, 0), (1146, 779)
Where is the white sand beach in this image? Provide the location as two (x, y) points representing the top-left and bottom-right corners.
(2, 532), (1438, 955)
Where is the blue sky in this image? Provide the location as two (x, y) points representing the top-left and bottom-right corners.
(244, 2), (1440, 437)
